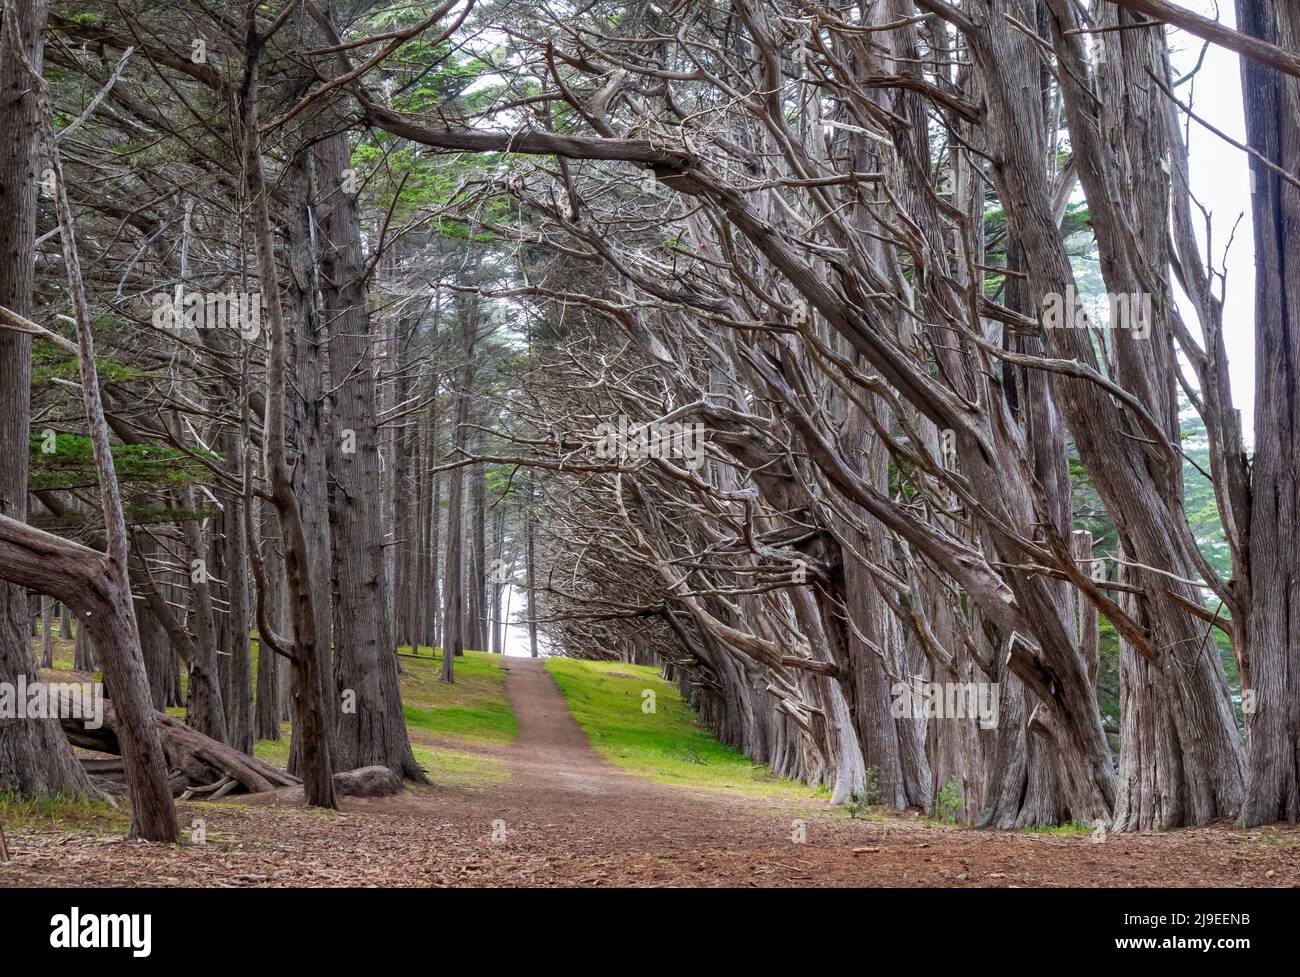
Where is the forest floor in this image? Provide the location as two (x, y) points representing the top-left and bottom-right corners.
(3, 650), (1300, 888)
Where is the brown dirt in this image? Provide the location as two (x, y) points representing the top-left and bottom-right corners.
(3, 657), (1299, 887)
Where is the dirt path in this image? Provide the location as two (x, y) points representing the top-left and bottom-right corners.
(4, 657), (1300, 887)
(504, 656), (629, 799)
(502, 657), (702, 807)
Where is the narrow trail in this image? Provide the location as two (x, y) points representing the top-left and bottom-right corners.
(503, 656), (627, 798)
(480, 657), (779, 863)
(4, 657), (1299, 887)
(501, 657), (694, 806)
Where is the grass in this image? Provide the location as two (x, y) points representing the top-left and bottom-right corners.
(31, 631), (89, 676)
(1240, 827), (1300, 850)
(253, 647), (513, 790)
(253, 729), (293, 768)
(0, 789), (127, 833)
(397, 648), (517, 746)
(29, 627), (820, 803)
(411, 744), (509, 790)
(545, 657), (817, 800)
(1020, 821), (1096, 836)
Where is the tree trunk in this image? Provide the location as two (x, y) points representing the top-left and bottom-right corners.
(442, 362), (472, 682)
(40, 598), (53, 668)
(468, 425), (487, 651)
(312, 131), (424, 781)
(256, 501), (284, 740)
(282, 147), (338, 773)
(239, 31), (335, 809)
(1237, 0), (1300, 826)
(525, 469), (538, 659)
(178, 491), (226, 742)
(427, 410), (443, 651)
(0, 0), (94, 800)
(214, 462), (253, 754)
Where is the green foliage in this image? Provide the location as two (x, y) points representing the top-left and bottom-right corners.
(28, 433), (213, 492)
(844, 767), (880, 818)
(31, 344), (147, 385)
(936, 777), (963, 824)
(347, 35), (516, 237)
(862, 765), (880, 805)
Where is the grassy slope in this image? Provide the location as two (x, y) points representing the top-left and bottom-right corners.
(254, 648), (513, 790)
(546, 657), (818, 801)
(398, 647), (516, 745)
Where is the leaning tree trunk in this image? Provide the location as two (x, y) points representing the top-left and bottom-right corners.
(963, 0), (1244, 827)
(62, 696), (299, 796)
(0, 39), (177, 837)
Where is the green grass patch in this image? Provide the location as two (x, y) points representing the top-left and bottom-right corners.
(253, 725), (293, 768)
(1020, 820), (1096, 836)
(0, 789), (127, 832)
(36, 631), (517, 796)
(398, 648), (516, 746)
(411, 744), (508, 790)
(1240, 827), (1300, 849)
(254, 727), (507, 791)
(545, 658), (815, 800)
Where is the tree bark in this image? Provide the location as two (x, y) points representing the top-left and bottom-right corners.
(1237, 0), (1300, 826)
(238, 15), (335, 808)
(255, 501), (284, 740)
(0, 0), (96, 800)
(282, 146), (338, 772)
(312, 130), (424, 781)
